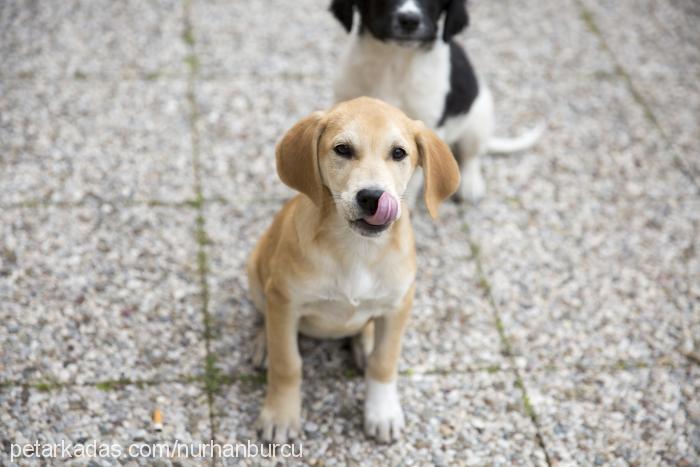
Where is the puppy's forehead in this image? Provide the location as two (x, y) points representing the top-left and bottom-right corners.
(325, 98), (414, 140)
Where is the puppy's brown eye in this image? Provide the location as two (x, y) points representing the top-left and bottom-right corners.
(391, 147), (407, 161)
(333, 144), (352, 158)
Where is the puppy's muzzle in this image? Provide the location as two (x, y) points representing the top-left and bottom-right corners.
(353, 189), (399, 235)
(395, 11), (421, 34)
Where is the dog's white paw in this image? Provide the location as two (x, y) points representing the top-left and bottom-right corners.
(256, 404), (300, 443)
(364, 378), (404, 443)
(455, 157), (486, 203)
(457, 170), (486, 203)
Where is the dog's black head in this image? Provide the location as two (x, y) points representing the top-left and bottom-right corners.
(330, 0), (468, 44)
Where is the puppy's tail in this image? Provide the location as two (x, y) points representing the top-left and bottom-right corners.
(487, 121), (546, 154)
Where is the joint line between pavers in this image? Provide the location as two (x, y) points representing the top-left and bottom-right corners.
(461, 214), (553, 467)
(574, 0), (699, 191)
(182, 0), (219, 452)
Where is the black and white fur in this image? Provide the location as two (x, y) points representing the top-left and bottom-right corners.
(330, 0), (544, 202)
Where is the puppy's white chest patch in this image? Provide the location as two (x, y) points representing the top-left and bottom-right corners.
(335, 36), (451, 128)
(336, 263), (376, 306)
(296, 255), (412, 338)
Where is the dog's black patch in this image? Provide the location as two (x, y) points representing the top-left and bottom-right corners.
(438, 41), (478, 127)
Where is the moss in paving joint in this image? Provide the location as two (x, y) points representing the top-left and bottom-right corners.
(203, 355), (234, 395)
(465, 229), (551, 464)
(182, 0), (219, 446)
(238, 373), (267, 386)
(144, 71), (161, 81)
(182, 28), (195, 47)
(33, 381), (64, 392)
(96, 378), (139, 392)
(184, 55), (200, 73)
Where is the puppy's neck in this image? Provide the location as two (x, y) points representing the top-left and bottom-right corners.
(355, 33), (447, 62)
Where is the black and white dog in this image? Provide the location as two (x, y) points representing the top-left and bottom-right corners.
(330, 0), (543, 202)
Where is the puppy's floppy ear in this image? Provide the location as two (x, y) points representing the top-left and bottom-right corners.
(415, 122), (460, 219)
(443, 0), (469, 42)
(330, 0), (354, 32)
(276, 111), (326, 206)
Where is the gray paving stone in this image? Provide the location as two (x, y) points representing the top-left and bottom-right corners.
(0, 80), (193, 204)
(0, 205), (205, 384)
(191, 0), (344, 79)
(196, 78), (333, 202)
(0, 0), (188, 79)
(580, 0), (700, 177)
(454, 0), (699, 369)
(526, 365), (700, 465)
(205, 201), (505, 379)
(215, 372), (546, 466)
(0, 383), (210, 466)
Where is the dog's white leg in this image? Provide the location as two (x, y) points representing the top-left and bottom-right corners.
(364, 378), (404, 442)
(456, 154), (485, 203)
(364, 286), (413, 442)
(453, 84), (493, 203)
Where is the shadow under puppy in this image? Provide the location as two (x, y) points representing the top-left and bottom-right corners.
(247, 97), (459, 443)
(331, 0), (544, 203)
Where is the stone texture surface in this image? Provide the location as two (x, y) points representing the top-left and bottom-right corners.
(0, 80), (193, 204)
(1, 0), (698, 464)
(462, 0), (699, 371)
(0, 383), (210, 466)
(527, 366), (700, 465)
(0, 205), (205, 384)
(580, 0), (700, 177)
(0, 0), (188, 79)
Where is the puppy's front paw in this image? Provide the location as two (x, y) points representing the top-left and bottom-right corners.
(364, 378), (404, 443)
(456, 172), (485, 203)
(256, 400), (301, 443)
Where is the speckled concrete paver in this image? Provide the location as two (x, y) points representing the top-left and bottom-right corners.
(1, 0), (698, 465)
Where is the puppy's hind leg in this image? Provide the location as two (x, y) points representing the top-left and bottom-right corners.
(454, 142), (486, 203)
(454, 86), (494, 203)
(352, 321), (375, 370)
(247, 253), (267, 369)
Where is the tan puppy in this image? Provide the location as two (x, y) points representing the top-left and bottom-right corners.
(247, 97), (459, 443)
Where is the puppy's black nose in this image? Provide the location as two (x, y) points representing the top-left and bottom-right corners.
(356, 189), (384, 215)
(397, 12), (421, 33)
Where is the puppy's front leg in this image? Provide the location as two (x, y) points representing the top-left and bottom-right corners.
(364, 285), (414, 443)
(257, 290), (302, 442)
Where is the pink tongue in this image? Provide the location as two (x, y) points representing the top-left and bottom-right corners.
(364, 192), (399, 226)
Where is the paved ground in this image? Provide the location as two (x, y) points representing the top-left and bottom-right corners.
(1, 0), (699, 465)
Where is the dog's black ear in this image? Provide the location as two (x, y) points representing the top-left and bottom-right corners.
(443, 0), (469, 42)
(330, 0), (354, 33)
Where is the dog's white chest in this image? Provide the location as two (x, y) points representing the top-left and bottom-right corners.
(327, 262), (382, 308)
(334, 36), (451, 127)
(296, 255), (412, 338)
